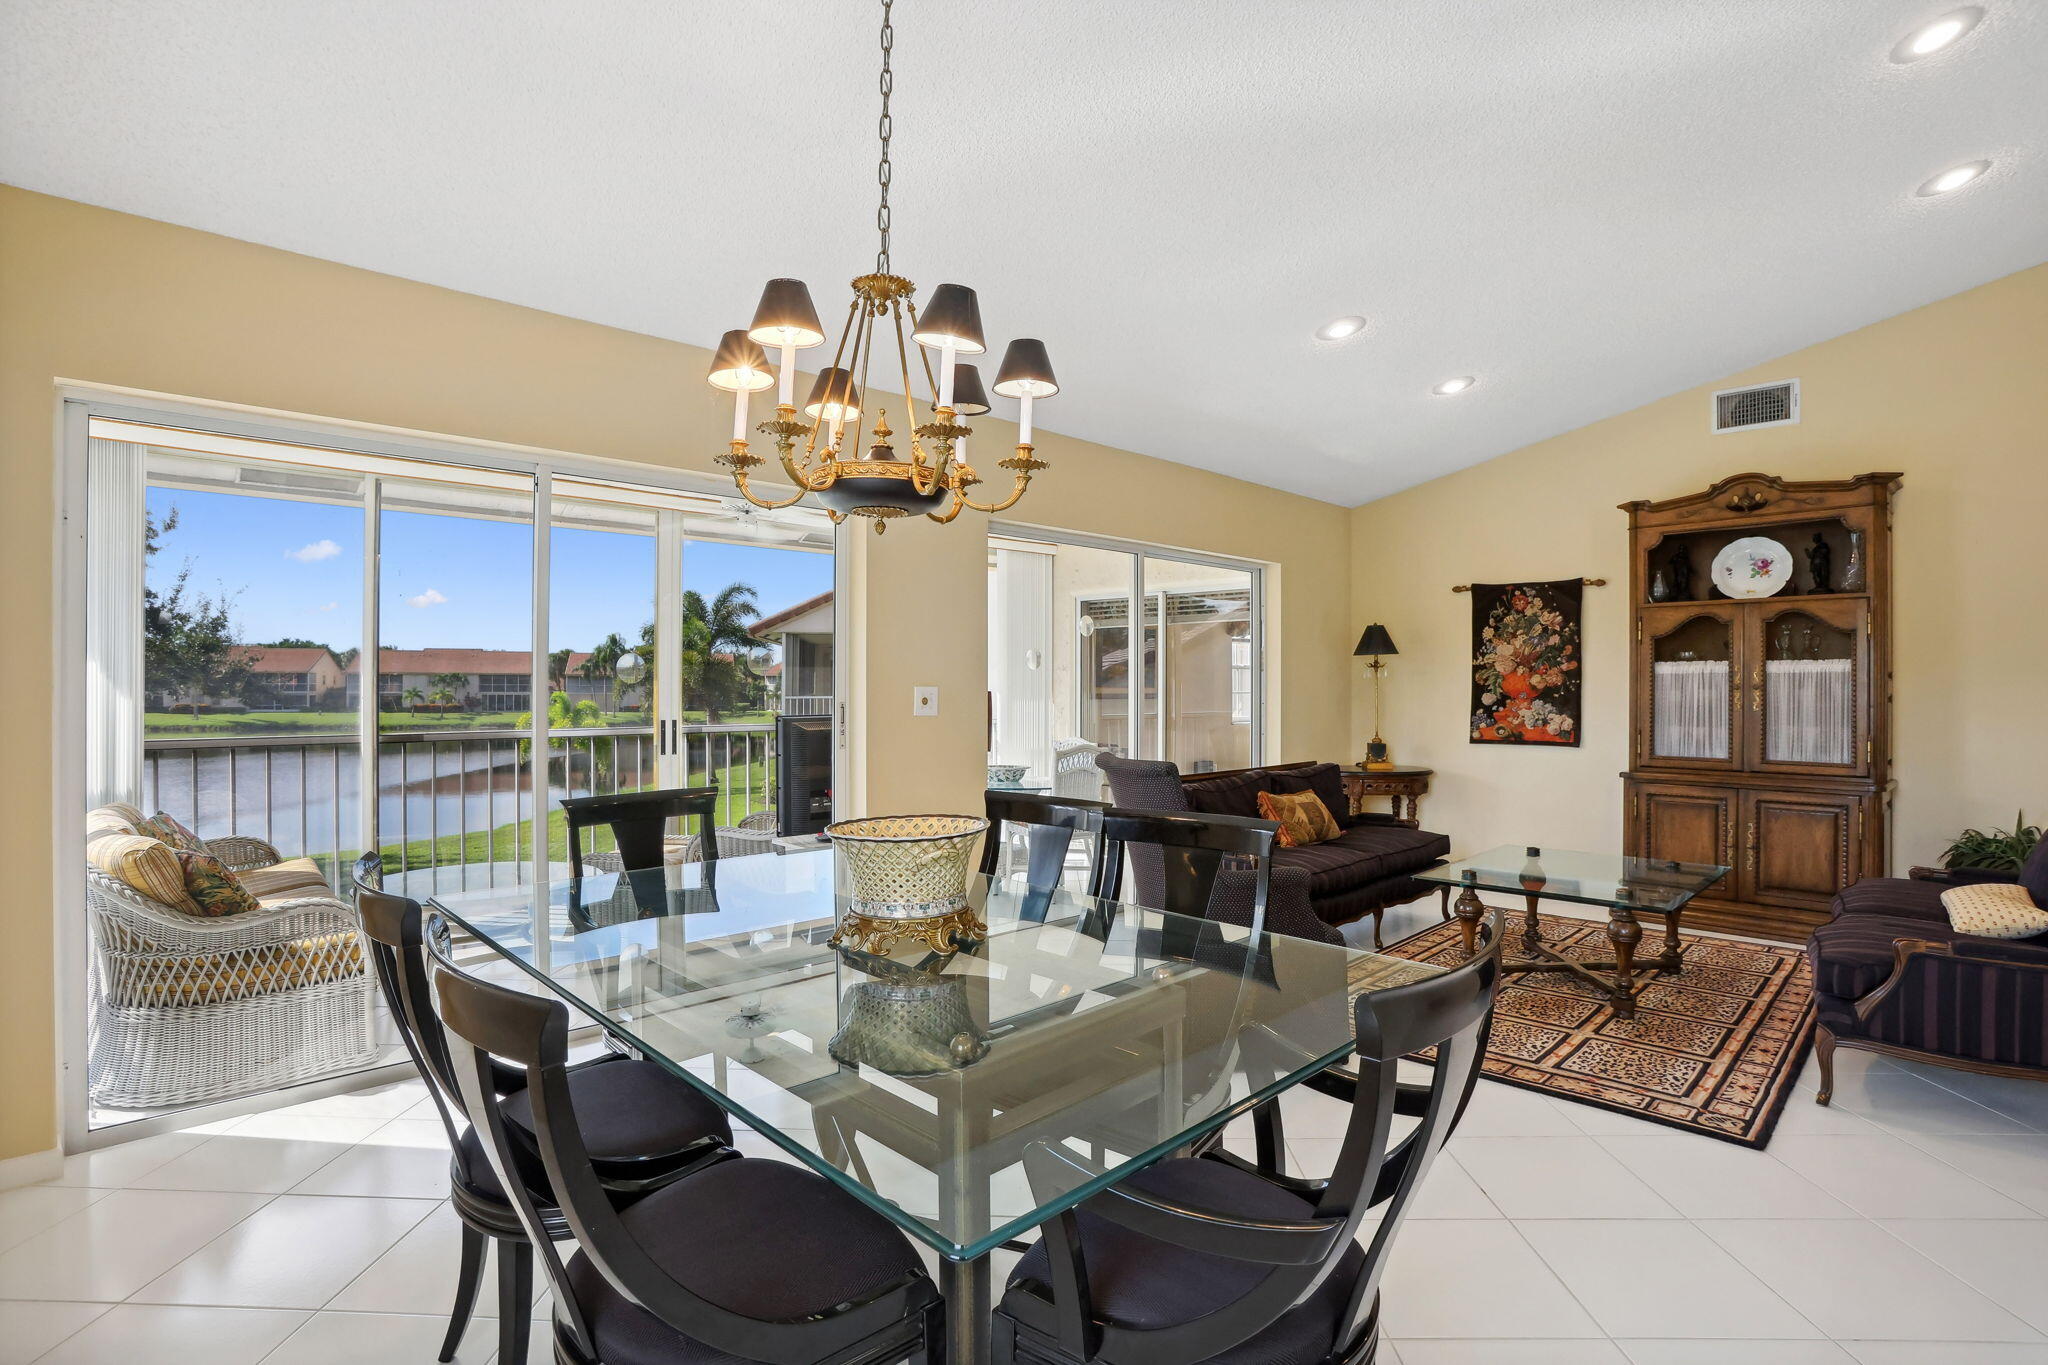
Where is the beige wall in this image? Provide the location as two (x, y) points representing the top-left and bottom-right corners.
(1348, 263), (2048, 876)
(0, 186), (1354, 1161)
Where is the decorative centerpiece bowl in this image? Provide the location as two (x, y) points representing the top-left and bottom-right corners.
(828, 970), (991, 1077)
(986, 764), (1028, 788)
(824, 813), (990, 954)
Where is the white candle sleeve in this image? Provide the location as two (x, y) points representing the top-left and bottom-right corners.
(1018, 393), (1035, 444)
(732, 387), (749, 440)
(938, 341), (956, 408)
(777, 344), (796, 407)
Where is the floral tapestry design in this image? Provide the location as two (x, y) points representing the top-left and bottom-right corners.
(1469, 580), (1583, 746)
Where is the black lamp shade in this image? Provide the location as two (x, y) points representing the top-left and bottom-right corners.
(746, 278), (825, 349)
(1353, 623), (1399, 657)
(949, 363), (991, 416)
(911, 284), (987, 354)
(803, 367), (861, 421)
(707, 330), (776, 392)
(993, 338), (1059, 398)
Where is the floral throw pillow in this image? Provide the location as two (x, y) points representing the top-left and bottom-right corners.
(173, 850), (263, 918)
(1255, 789), (1342, 849)
(143, 810), (208, 852)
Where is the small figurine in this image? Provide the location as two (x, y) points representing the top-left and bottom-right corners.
(1665, 546), (1694, 600)
(1806, 532), (1832, 594)
(1648, 567), (1671, 603)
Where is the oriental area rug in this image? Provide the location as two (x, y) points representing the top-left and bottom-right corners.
(1359, 911), (1816, 1148)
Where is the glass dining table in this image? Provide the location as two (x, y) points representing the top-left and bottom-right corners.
(398, 849), (1440, 1365)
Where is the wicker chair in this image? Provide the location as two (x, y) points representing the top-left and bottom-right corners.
(84, 831), (378, 1109)
(1052, 739), (1113, 801)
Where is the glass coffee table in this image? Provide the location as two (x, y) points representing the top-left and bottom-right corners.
(1417, 845), (1730, 1017)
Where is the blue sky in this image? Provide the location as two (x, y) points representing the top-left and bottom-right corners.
(146, 487), (832, 653)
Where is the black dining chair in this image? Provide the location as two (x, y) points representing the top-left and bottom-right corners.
(1096, 807), (1339, 947)
(995, 909), (1504, 1365)
(561, 786), (720, 876)
(431, 958), (945, 1365)
(355, 885), (736, 1365)
(981, 791), (1109, 899)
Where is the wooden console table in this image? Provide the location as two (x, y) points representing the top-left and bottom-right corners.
(1340, 765), (1432, 828)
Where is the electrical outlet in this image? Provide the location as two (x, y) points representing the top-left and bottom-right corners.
(912, 686), (939, 716)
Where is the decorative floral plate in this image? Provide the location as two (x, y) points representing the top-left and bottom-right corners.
(1711, 536), (1792, 598)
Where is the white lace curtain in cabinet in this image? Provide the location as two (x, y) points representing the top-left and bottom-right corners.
(1652, 660), (1730, 760)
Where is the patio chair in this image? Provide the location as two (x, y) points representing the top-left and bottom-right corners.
(82, 804), (378, 1109)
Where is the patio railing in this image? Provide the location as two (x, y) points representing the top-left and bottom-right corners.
(140, 721), (777, 882)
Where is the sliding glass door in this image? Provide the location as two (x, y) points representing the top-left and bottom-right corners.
(987, 527), (1263, 799)
(78, 410), (841, 1137)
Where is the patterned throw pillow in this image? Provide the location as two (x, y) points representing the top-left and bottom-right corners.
(142, 810), (208, 852)
(86, 832), (201, 912)
(1255, 788), (1342, 848)
(1941, 881), (2048, 940)
(172, 850), (263, 917)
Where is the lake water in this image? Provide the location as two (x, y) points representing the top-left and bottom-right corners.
(139, 729), (767, 859)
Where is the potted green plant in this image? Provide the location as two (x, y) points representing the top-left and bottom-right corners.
(1940, 810), (2043, 872)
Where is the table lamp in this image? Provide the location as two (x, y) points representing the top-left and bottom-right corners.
(1354, 623), (1399, 769)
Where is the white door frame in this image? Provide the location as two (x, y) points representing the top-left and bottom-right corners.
(53, 387), (850, 1153)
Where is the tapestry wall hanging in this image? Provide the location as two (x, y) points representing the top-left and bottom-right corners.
(1469, 580), (1583, 746)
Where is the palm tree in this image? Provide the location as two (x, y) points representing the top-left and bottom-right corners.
(547, 647), (574, 694)
(401, 685), (424, 713)
(682, 585), (767, 723)
(578, 632), (630, 712)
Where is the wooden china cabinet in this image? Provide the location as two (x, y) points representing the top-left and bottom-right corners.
(1621, 472), (1901, 941)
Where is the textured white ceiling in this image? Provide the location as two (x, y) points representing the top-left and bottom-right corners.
(3, 1), (2044, 505)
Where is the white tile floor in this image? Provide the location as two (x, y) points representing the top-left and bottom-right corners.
(4, 902), (2047, 1363)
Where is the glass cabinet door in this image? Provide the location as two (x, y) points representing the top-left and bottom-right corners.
(1639, 605), (1741, 768)
(1751, 599), (1867, 774)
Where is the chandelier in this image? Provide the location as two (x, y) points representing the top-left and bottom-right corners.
(709, 0), (1058, 533)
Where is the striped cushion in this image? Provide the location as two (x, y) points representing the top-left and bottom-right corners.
(236, 857), (335, 905)
(86, 803), (146, 838)
(87, 832), (200, 913)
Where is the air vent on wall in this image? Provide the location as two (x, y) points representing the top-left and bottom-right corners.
(1712, 379), (1799, 433)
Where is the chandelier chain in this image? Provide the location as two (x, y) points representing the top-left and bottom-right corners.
(875, 0), (894, 275)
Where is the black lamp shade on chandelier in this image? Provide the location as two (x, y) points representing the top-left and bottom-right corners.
(746, 278), (826, 349)
(708, 330), (775, 392)
(993, 338), (1060, 398)
(949, 363), (991, 417)
(911, 284), (988, 354)
(804, 367), (861, 423)
(1354, 624), (1399, 658)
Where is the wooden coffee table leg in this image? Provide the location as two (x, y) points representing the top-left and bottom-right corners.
(1453, 886), (1485, 956)
(1521, 893), (1544, 956)
(1439, 885), (1451, 921)
(1608, 907), (1642, 1017)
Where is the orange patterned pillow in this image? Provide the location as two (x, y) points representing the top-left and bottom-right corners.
(1256, 788), (1341, 848)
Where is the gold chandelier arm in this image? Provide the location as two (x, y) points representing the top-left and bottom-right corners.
(956, 445), (1048, 514)
(925, 486), (968, 524)
(729, 470), (813, 511)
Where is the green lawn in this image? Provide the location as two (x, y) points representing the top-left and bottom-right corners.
(363, 757), (775, 875)
(145, 709), (776, 737)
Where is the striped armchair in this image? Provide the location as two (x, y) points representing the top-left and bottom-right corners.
(83, 805), (377, 1109)
(1807, 842), (2048, 1103)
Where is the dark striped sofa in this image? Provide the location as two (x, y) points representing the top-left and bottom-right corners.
(1806, 840), (2048, 1102)
(1096, 756), (1449, 948)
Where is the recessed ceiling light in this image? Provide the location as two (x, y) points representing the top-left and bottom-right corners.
(1891, 7), (1982, 61)
(1316, 315), (1367, 341)
(1432, 376), (1476, 396)
(1918, 159), (1990, 196)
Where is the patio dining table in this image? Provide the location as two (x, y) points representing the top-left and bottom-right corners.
(407, 848), (1440, 1365)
